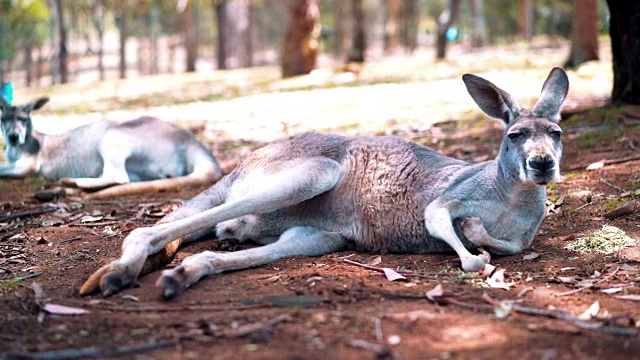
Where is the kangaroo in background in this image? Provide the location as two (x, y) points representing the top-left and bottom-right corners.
(0, 97), (222, 199)
(80, 68), (569, 299)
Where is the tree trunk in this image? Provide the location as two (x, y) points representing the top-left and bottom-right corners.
(564, 0), (599, 69)
(469, 0), (487, 48)
(92, 0), (105, 80)
(55, 0), (69, 83)
(183, 0), (199, 72)
(246, 0), (254, 67)
(399, 0), (418, 53)
(518, 0), (534, 40)
(281, 0), (320, 78)
(214, 0), (228, 70)
(435, 0), (461, 60)
(348, 0), (366, 63)
(606, 0), (640, 105)
(332, 0), (346, 58)
(117, 0), (128, 79)
(384, 0), (400, 54)
(24, 43), (33, 87)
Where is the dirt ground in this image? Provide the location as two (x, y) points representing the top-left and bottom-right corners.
(1, 104), (639, 360)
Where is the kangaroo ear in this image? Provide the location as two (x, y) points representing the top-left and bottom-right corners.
(462, 74), (521, 125)
(22, 97), (49, 113)
(531, 67), (569, 122)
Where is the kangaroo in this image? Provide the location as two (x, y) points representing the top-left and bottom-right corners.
(80, 68), (569, 299)
(0, 97), (222, 199)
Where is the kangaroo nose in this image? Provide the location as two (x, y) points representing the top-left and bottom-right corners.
(7, 133), (19, 145)
(529, 157), (555, 173)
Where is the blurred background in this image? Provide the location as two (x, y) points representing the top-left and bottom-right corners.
(0, 0), (608, 87)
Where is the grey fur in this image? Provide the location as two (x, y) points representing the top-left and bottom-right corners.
(81, 68), (569, 298)
(0, 97), (222, 194)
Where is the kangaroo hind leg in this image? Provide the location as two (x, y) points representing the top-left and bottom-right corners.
(158, 226), (347, 299)
(80, 157), (343, 297)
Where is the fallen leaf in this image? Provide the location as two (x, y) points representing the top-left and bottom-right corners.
(387, 335), (401, 345)
(614, 295), (640, 301)
(80, 215), (104, 223)
(599, 287), (623, 294)
(43, 303), (89, 315)
(484, 269), (515, 290)
(522, 252), (540, 260)
(578, 301), (600, 320)
(367, 256), (382, 266)
(382, 268), (407, 281)
(425, 284), (444, 302)
(479, 263), (496, 278)
(586, 162), (604, 170)
(493, 300), (513, 319)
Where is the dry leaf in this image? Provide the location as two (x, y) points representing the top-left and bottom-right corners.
(586, 162), (604, 170)
(479, 263), (496, 278)
(484, 269), (515, 290)
(43, 303), (89, 315)
(425, 284), (444, 302)
(614, 295), (640, 301)
(382, 268), (406, 281)
(522, 252), (540, 260)
(367, 256), (382, 266)
(493, 300), (513, 319)
(599, 287), (623, 294)
(80, 215), (104, 223)
(578, 301), (600, 320)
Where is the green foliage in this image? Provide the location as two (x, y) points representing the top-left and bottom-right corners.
(0, 0), (49, 63)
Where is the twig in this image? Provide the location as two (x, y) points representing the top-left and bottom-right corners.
(93, 303), (272, 313)
(59, 236), (83, 244)
(555, 267), (620, 297)
(219, 313), (292, 338)
(0, 242), (27, 247)
(341, 258), (453, 280)
(0, 272), (42, 283)
(599, 178), (627, 193)
(347, 339), (393, 359)
(566, 153), (640, 171)
(8, 340), (176, 360)
(69, 221), (120, 227)
(0, 206), (58, 222)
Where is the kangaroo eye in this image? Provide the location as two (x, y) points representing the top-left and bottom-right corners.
(550, 130), (562, 138)
(508, 132), (523, 140)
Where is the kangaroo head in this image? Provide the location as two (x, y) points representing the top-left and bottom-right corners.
(462, 68), (569, 185)
(0, 96), (49, 147)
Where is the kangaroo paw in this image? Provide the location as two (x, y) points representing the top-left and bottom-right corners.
(156, 265), (196, 300)
(79, 262), (141, 297)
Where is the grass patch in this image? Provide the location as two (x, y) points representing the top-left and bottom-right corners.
(566, 225), (637, 254)
(575, 128), (623, 149)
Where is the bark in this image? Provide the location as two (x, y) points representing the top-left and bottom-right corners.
(564, 0), (599, 69)
(348, 0), (366, 63)
(117, 0), (128, 79)
(399, 0), (418, 52)
(214, 0), (228, 70)
(55, 0), (69, 83)
(281, 0), (320, 78)
(469, 0), (486, 48)
(606, 0), (640, 104)
(92, 0), (105, 80)
(183, 1), (199, 72)
(24, 43), (33, 87)
(518, 0), (534, 40)
(384, 0), (400, 54)
(435, 0), (461, 60)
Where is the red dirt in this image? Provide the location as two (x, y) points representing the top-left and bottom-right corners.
(1, 106), (639, 360)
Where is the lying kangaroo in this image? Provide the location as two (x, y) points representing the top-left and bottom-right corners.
(0, 97), (222, 199)
(80, 68), (568, 298)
